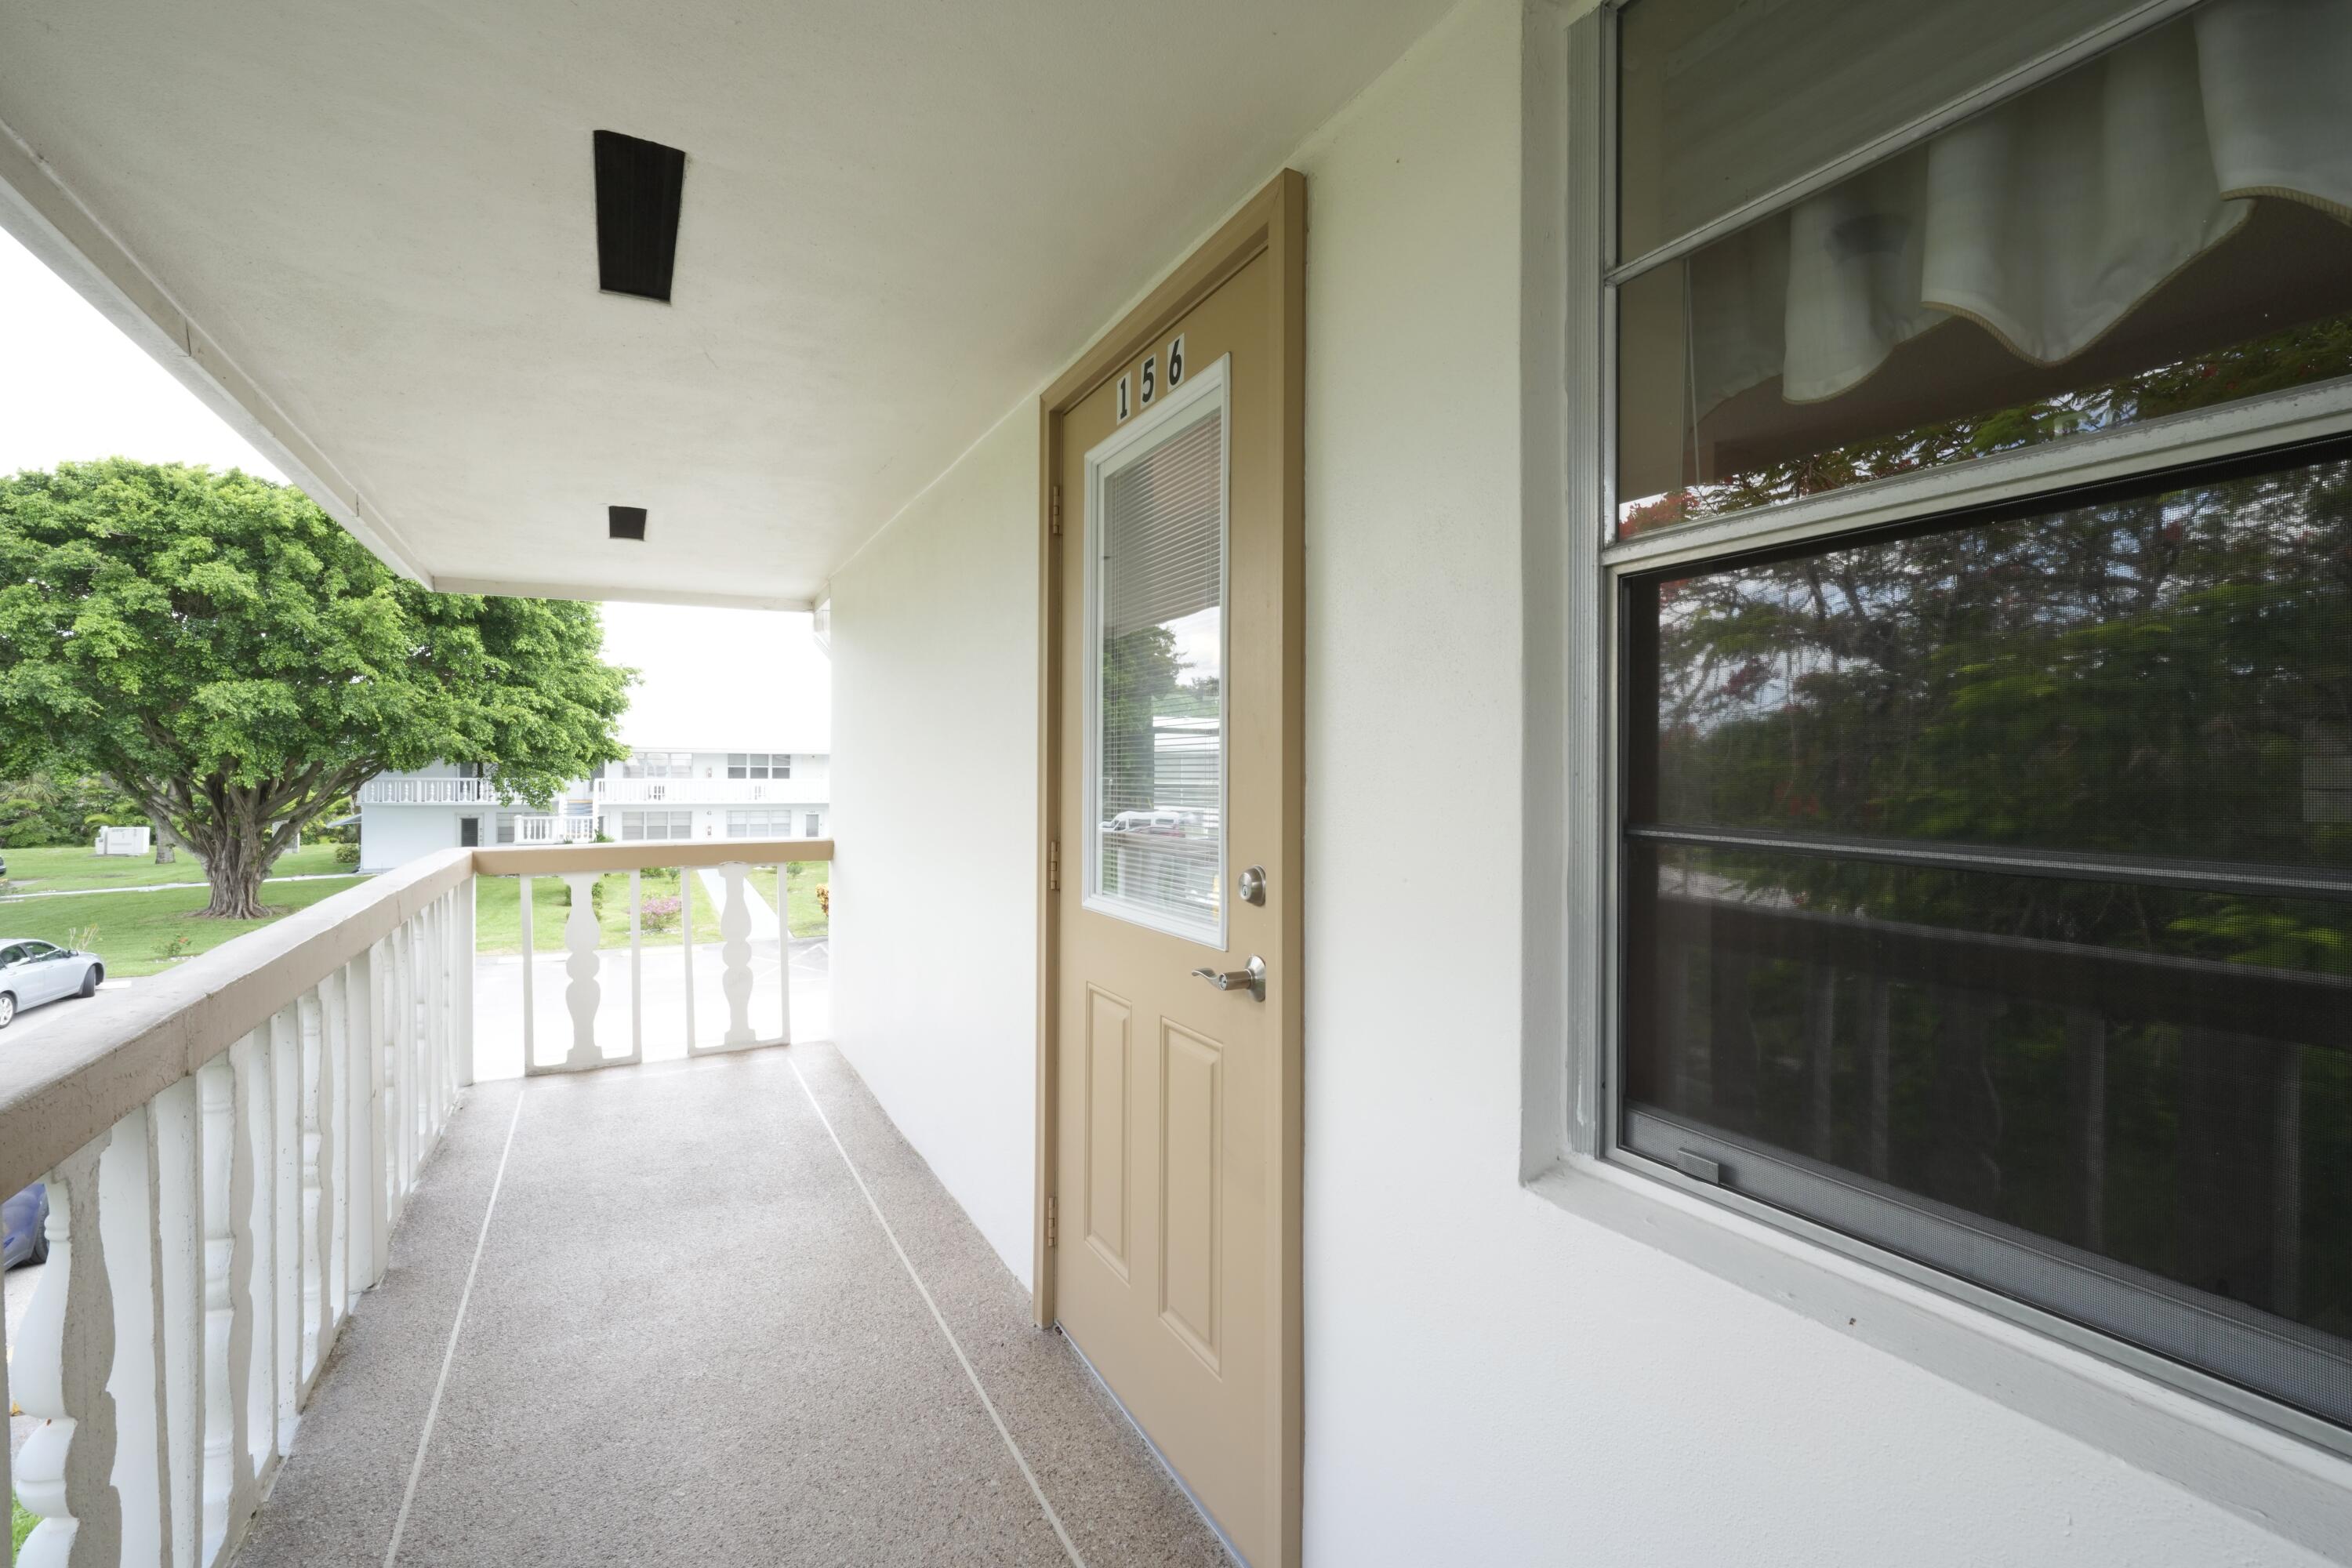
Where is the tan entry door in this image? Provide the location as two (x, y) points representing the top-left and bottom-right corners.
(1045, 175), (1302, 1568)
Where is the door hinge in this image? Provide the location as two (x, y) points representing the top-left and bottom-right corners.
(1050, 485), (1062, 535)
(1047, 1195), (1058, 1247)
(1047, 839), (1060, 891)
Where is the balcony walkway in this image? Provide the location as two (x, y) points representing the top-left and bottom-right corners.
(234, 1042), (1229, 1566)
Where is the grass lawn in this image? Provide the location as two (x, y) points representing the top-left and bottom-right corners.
(0, 841), (354, 895)
(0, 876), (373, 978)
(475, 861), (828, 955)
(13, 1495), (32, 1553)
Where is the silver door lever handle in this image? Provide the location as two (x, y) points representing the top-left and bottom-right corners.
(1191, 955), (1267, 1002)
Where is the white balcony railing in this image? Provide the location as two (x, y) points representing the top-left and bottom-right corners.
(506, 815), (600, 844)
(0, 851), (472, 1566)
(592, 776), (825, 806)
(0, 836), (830, 1566)
(354, 777), (505, 804)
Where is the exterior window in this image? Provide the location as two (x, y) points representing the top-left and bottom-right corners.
(1083, 361), (1229, 945)
(727, 752), (792, 780)
(804, 813), (820, 837)
(727, 809), (788, 837)
(1597, 0), (2352, 1441)
(619, 809), (691, 842)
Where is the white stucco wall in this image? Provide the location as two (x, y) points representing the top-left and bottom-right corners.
(823, 1), (2339, 1560)
(1284, 4), (2331, 1565)
(359, 804), (475, 872)
(827, 401), (1044, 1283)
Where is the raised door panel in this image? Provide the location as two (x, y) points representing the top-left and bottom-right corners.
(1085, 985), (1133, 1277)
(1158, 1020), (1223, 1370)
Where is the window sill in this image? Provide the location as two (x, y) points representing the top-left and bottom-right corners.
(1523, 1150), (2352, 1559)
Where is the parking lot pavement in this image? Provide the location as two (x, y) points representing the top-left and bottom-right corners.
(0, 975), (135, 1044)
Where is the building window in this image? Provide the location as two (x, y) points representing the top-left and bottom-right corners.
(619, 808), (692, 842)
(623, 750), (693, 780)
(1592, 0), (2352, 1440)
(805, 813), (820, 838)
(726, 809), (789, 838)
(726, 752), (793, 779)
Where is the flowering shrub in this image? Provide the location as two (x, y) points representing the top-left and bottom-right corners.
(639, 894), (683, 932)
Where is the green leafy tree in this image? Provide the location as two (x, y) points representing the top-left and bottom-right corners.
(0, 460), (633, 916)
(0, 769), (143, 847)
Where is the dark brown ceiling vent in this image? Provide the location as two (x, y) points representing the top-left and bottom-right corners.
(593, 130), (685, 301)
(608, 506), (648, 541)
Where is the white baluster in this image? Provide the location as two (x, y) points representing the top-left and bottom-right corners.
(299, 990), (327, 1385)
(230, 1026), (275, 1494)
(423, 900), (445, 1131)
(426, 901), (442, 1138)
(354, 944), (389, 1292)
(98, 1104), (167, 1565)
(16, 1137), (118, 1566)
(717, 861), (754, 1048)
(681, 863), (698, 1049)
(151, 1076), (205, 1568)
(389, 921), (412, 1207)
(321, 964), (350, 1319)
(562, 869), (603, 1069)
(270, 1007), (302, 1454)
(629, 868), (644, 1062)
(198, 1054), (237, 1563)
(777, 862), (793, 1047)
(406, 914), (423, 1180)
(455, 877), (478, 1089)
(518, 877), (538, 1072)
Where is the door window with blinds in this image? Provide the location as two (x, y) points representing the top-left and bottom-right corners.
(1083, 355), (1229, 946)
(1592, 0), (2352, 1445)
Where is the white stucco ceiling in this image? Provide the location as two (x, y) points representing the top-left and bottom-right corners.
(0, 0), (1450, 607)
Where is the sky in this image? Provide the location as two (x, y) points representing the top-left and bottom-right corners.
(0, 225), (829, 751)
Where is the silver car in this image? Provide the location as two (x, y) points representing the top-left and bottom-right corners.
(0, 938), (104, 1029)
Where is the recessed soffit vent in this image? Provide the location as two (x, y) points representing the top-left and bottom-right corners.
(593, 129), (685, 302)
(608, 506), (647, 541)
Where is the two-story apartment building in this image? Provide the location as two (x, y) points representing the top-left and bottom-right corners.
(357, 746), (830, 869)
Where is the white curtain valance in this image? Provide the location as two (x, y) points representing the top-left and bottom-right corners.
(1690, 0), (2352, 421)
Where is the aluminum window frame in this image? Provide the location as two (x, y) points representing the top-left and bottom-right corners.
(1571, 0), (2352, 1458)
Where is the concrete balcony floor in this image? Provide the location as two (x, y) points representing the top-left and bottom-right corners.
(238, 1043), (1229, 1566)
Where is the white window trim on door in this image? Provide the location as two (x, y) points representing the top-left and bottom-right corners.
(1080, 351), (1233, 952)
(1517, 0), (2352, 1556)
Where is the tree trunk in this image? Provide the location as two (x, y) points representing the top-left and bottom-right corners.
(199, 837), (271, 919)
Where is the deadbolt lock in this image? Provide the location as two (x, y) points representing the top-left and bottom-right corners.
(1237, 866), (1267, 906)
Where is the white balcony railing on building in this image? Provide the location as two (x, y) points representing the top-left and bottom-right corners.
(0, 836), (830, 1566)
(354, 777), (506, 805)
(593, 776), (825, 806)
(505, 815), (600, 844)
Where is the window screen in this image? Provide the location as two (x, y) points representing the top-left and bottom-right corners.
(1621, 446), (2352, 1428)
(1087, 396), (1226, 944)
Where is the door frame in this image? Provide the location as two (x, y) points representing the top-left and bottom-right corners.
(1033, 167), (1305, 1559)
